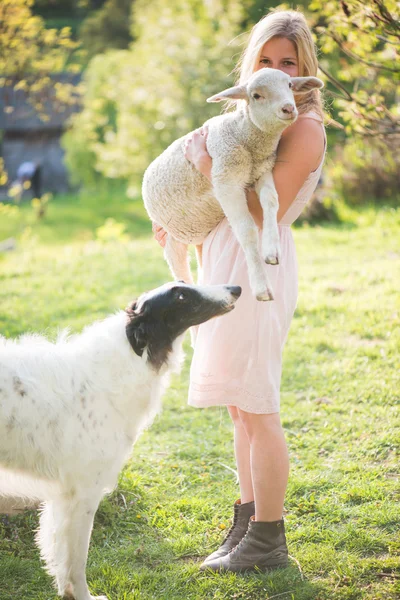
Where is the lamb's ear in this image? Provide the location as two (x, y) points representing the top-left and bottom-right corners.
(290, 76), (324, 94)
(207, 85), (248, 103)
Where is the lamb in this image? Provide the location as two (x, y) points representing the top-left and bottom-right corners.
(143, 68), (323, 301)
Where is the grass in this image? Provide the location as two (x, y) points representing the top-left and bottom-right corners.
(0, 190), (399, 600)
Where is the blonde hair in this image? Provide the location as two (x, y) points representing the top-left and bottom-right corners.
(233, 9), (324, 119)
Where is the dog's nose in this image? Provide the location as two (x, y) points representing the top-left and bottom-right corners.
(227, 286), (242, 299)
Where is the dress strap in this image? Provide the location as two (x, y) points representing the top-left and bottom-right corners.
(298, 112), (327, 159)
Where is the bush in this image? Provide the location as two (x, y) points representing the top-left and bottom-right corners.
(330, 136), (400, 205)
(63, 0), (245, 188)
(79, 0), (133, 58)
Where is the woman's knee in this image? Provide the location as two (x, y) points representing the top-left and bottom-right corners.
(237, 409), (282, 440)
(227, 405), (243, 426)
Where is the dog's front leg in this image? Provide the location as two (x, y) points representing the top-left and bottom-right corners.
(40, 493), (107, 600)
(213, 180), (273, 301)
(255, 171), (281, 265)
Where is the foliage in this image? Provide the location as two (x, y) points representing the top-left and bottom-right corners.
(310, 0), (399, 140)
(241, 0), (313, 29)
(0, 190), (399, 599)
(63, 0), (245, 186)
(0, 0), (84, 193)
(79, 0), (134, 58)
(328, 135), (400, 205)
(31, 193), (53, 219)
(0, 0), (83, 112)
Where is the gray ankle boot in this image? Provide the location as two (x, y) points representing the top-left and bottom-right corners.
(201, 499), (255, 567)
(200, 516), (289, 572)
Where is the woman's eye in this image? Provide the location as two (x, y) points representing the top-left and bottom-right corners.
(253, 93), (262, 100)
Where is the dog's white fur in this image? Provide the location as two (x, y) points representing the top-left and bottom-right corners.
(0, 282), (240, 600)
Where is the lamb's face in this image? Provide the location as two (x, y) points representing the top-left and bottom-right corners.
(246, 69), (298, 131)
(206, 72), (322, 126)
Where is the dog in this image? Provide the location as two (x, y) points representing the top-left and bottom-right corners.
(0, 281), (241, 600)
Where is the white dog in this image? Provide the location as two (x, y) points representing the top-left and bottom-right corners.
(0, 282), (241, 600)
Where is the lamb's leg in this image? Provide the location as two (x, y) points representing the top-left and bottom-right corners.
(255, 171), (281, 265)
(164, 236), (194, 284)
(213, 182), (273, 301)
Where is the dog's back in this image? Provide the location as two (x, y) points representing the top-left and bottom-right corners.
(0, 315), (160, 493)
(0, 282), (241, 600)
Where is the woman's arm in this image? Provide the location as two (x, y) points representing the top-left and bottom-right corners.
(247, 118), (325, 227)
(153, 119), (323, 247)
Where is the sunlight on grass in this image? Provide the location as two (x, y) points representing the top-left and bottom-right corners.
(0, 190), (399, 599)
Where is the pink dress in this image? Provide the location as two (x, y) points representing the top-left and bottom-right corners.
(188, 114), (326, 414)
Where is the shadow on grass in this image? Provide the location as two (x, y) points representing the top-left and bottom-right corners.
(1, 492), (324, 600)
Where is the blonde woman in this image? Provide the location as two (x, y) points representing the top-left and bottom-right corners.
(153, 9), (326, 572)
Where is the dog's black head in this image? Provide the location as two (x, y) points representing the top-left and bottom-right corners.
(125, 282), (241, 371)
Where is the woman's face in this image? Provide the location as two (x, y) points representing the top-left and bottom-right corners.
(256, 36), (299, 77)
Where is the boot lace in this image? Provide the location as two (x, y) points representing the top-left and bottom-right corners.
(227, 528), (250, 556)
(222, 513), (238, 543)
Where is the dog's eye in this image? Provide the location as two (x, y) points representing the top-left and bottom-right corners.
(178, 293), (186, 301)
(253, 93), (262, 100)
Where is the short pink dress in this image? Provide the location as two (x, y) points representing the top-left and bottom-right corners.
(188, 114), (326, 414)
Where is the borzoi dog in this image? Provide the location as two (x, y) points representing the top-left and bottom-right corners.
(0, 282), (241, 600)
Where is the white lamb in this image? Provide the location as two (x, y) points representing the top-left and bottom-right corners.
(143, 68), (323, 300)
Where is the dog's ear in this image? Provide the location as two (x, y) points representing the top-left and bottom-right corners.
(126, 317), (148, 356)
(126, 300), (149, 356)
(125, 300), (138, 316)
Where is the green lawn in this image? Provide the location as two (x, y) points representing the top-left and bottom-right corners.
(0, 191), (399, 600)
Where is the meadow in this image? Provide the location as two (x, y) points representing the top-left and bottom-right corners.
(0, 190), (399, 600)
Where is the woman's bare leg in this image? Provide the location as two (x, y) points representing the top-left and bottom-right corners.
(237, 410), (289, 521)
(227, 406), (254, 503)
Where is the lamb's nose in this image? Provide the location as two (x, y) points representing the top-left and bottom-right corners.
(227, 286), (242, 299)
(282, 103), (295, 114)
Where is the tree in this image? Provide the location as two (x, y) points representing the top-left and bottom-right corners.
(0, 0), (82, 115)
(0, 0), (83, 192)
(63, 0), (245, 186)
(310, 0), (399, 139)
(79, 0), (134, 59)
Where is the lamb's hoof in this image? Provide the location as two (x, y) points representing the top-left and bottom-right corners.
(256, 289), (274, 302)
(264, 254), (280, 265)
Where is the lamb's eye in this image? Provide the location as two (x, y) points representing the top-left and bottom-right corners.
(253, 93), (261, 100)
(289, 82), (293, 88)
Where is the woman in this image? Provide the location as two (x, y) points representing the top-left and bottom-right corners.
(153, 9), (326, 572)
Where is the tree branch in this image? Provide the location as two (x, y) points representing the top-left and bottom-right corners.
(329, 33), (400, 73)
(318, 64), (353, 101)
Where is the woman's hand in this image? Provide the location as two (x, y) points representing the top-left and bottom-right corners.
(184, 126), (212, 181)
(152, 222), (167, 248)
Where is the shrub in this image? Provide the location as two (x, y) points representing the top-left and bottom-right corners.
(63, 0), (245, 187)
